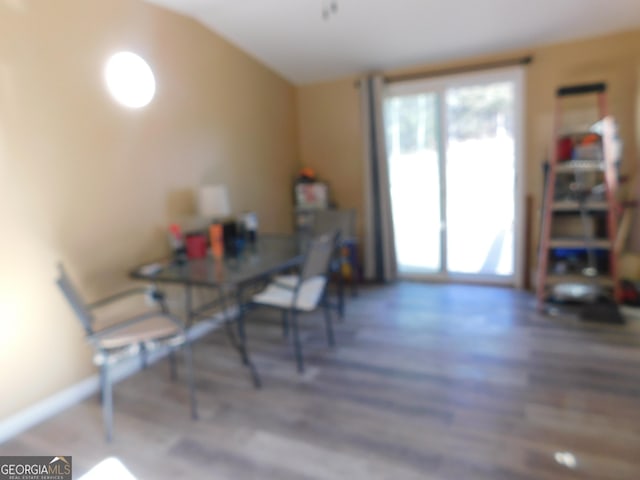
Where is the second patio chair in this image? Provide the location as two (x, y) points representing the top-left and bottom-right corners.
(250, 231), (339, 373)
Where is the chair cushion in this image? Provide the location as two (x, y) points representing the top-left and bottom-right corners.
(94, 315), (182, 350)
(252, 276), (326, 312)
(273, 274), (299, 287)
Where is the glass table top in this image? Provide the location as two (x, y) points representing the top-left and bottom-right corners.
(131, 234), (307, 288)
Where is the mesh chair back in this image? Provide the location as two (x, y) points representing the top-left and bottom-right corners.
(312, 209), (356, 241)
(300, 231), (339, 282)
(56, 264), (94, 336)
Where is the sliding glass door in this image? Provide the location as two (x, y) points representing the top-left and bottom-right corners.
(384, 68), (524, 285)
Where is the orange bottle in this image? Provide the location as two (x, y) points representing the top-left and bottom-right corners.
(209, 223), (224, 259)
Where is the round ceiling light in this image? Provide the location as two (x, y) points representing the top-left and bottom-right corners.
(104, 51), (155, 109)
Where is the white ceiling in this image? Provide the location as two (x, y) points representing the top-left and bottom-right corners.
(144, 0), (640, 85)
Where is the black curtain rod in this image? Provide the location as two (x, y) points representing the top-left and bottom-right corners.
(384, 55), (533, 84)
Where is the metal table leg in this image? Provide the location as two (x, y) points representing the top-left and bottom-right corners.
(222, 286), (262, 388)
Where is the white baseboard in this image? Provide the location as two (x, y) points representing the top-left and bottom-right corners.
(0, 373), (100, 445)
(0, 311), (232, 445)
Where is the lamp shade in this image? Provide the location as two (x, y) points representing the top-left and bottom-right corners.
(197, 184), (231, 219)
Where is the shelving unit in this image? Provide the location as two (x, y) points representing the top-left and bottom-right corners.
(536, 83), (621, 311)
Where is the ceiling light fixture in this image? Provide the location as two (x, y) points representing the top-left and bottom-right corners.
(322, 0), (338, 20)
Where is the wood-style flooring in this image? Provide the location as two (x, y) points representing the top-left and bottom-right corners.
(3, 282), (640, 479)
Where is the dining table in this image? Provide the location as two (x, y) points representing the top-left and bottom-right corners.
(130, 234), (309, 387)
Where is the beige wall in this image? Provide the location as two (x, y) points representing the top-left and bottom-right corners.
(0, 0), (298, 420)
(296, 81), (365, 238)
(296, 28), (640, 270)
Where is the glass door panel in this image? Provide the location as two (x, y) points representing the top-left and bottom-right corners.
(384, 93), (442, 274)
(445, 81), (515, 276)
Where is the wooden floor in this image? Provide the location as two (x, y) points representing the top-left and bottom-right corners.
(3, 282), (640, 479)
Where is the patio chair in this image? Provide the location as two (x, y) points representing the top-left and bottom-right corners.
(250, 231), (339, 373)
(311, 208), (359, 317)
(56, 264), (197, 441)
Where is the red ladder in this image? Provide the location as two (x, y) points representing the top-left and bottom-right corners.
(536, 83), (620, 310)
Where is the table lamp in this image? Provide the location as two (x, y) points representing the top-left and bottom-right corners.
(197, 184), (231, 221)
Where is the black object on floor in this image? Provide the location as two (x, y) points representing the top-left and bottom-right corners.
(580, 301), (625, 324)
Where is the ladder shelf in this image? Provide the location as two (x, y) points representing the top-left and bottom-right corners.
(536, 82), (621, 311)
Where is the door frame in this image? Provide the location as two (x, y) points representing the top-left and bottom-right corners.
(385, 66), (526, 288)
